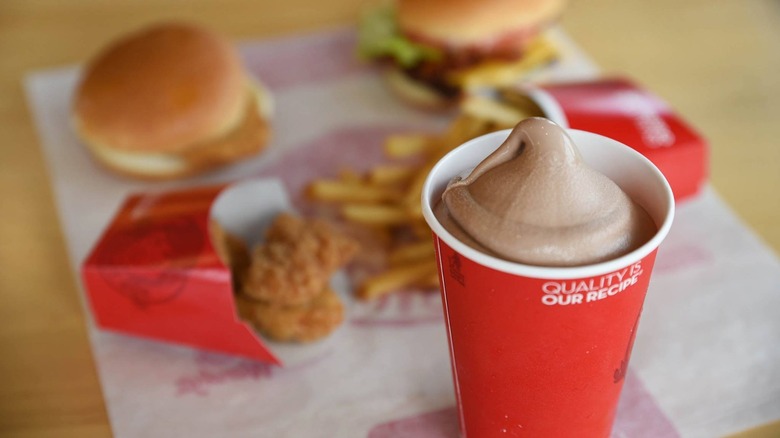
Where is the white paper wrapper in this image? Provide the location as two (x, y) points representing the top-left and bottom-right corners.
(24, 27), (780, 438)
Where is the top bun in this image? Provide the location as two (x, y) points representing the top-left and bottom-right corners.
(73, 22), (248, 153)
(397, 0), (566, 49)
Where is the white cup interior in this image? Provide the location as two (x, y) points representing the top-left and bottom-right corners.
(421, 129), (675, 279)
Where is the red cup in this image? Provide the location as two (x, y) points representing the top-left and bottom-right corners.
(421, 129), (674, 437)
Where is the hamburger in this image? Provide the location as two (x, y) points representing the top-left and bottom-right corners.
(73, 22), (272, 179)
(358, 0), (565, 109)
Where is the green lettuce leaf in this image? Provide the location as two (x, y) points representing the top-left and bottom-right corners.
(357, 2), (440, 68)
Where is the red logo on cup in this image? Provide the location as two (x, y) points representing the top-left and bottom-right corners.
(448, 253), (465, 286)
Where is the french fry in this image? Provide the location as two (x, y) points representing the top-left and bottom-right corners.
(308, 180), (400, 203)
(341, 204), (410, 226)
(497, 88), (546, 119)
(369, 164), (416, 186)
(338, 168), (362, 183)
(358, 260), (438, 300)
(415, 269), (441, 290)
(388, 240), (435, 265)
(366, 224), (394, 247)
(384, 134), (436, 158)
(461, 94), (529, 127)
(411, 220), (433, 239)
(305, 96), (522, 299)
(403, 161), (435, 206)
(439, 115), (490, 153)
(405, 201), (424, 220)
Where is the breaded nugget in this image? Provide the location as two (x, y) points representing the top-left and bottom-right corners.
(242, 213), (359, 306)
(238, 288), (344, 343)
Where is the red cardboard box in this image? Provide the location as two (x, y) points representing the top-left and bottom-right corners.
(82, 179), (296, 365)
(525, 77), (708, 201)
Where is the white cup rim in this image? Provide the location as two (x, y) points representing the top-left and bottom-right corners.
(421, 128), (675, 280)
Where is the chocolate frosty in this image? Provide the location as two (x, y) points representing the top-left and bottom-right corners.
(434, 118), (657, 267)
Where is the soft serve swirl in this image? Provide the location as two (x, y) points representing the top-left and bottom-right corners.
(433, 117), (657, 267)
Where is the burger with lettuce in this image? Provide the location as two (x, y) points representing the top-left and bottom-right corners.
(358, 0), (565, 109)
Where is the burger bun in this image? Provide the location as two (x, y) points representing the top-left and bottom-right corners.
(73, 22), (272, 179)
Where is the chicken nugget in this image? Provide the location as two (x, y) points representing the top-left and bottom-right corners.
(242, 213), (359, 306)
(238, 288), (344, 343)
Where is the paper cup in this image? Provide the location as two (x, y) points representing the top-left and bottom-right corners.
(421, 129), (674, 437)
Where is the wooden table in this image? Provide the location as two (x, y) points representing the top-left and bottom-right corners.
(1, 0), (777, 436)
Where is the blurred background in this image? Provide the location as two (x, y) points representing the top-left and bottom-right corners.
(1, 0), (778, 436)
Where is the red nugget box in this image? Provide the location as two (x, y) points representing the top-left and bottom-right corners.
(524, 77), (708, 201)
(82, 179), (298, 365)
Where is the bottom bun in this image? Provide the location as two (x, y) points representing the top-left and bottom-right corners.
(383, 69), (457, 110)
(82, 81), (273, 179)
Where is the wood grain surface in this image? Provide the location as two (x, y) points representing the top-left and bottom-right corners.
(0, 0), (778, 436)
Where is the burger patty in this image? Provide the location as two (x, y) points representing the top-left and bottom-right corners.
(402, 45), (525, 96)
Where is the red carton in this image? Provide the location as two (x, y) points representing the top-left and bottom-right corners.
(82, 179), (298, 365)
(524, 77), (708, 201)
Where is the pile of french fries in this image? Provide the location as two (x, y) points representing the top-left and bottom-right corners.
(306, 89), (544, 300)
